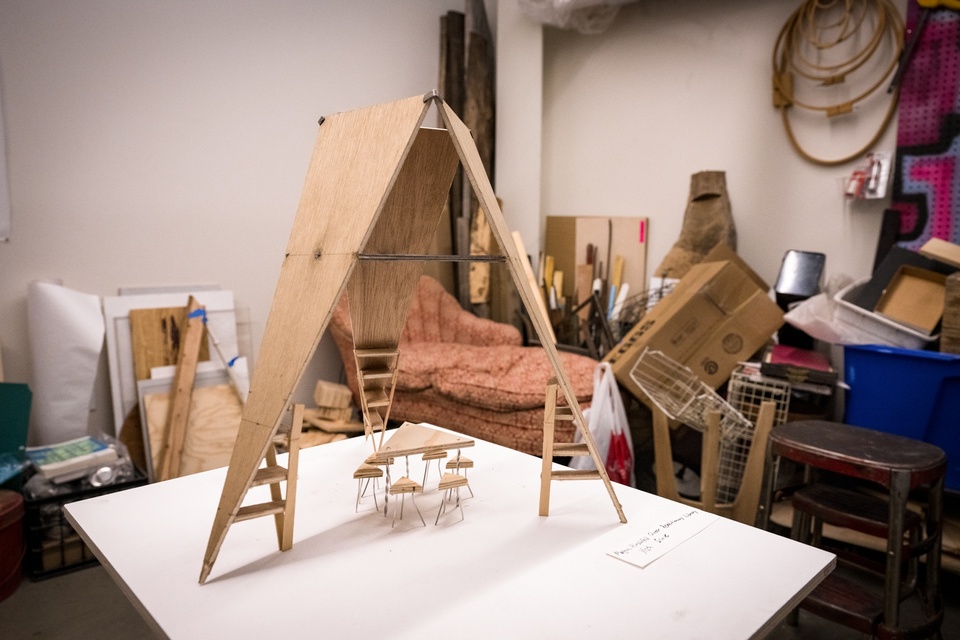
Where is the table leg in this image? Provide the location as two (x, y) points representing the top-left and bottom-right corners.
(383, 462), (392, 517)
(925, 474), (944, 616)
(758, 452), (779, 531)
(884, 470), (910, 628)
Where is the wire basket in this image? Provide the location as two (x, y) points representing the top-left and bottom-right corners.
(727, 365), (791, 427)
(629, 349), (754, 503)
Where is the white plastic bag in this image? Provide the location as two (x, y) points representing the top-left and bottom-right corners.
(569, 362), (635, 486)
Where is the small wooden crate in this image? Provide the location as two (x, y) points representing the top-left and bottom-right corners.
(313, 380), (353, 409)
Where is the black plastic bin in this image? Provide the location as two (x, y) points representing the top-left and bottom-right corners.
(23, 468), (147, 580)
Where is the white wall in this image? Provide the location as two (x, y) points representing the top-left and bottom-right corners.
(534, 0), (903, 287)
(0, 0), (468, 435)
(0, 0), (907, 436)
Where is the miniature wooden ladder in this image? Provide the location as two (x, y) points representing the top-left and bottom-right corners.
(353, 347), (400, 449)
(539, 378), (627, 523)
(199, 404), (303, 583)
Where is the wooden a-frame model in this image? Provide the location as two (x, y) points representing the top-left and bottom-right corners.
(199, 92), (625, 584)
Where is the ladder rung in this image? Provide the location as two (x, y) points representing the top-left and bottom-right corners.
(551, 469), (602, 481)
(235, 500), (286, 522)
(365, 412), (385, 430)
(355, 348), (399, 358)
(359, 367), (393, 380)
(251, 466), (288, 486)
(364, 389), (390, 407)
(552, 443), (591, 457)
(554, 407), (575, 421)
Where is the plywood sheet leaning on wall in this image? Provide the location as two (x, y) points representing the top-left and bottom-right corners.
(103, 289), (238, 434)
(200, 93), (625, 584)
(142, 382), (243, 480)
(129, 306), (211, 381)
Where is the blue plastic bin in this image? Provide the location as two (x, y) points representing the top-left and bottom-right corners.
(843, 344), (960, 492)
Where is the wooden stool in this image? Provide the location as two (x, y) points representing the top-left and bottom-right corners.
(389, 477), (424, 528)
(421, 449), (447, 488)
(445, 456), (474, 498)
(352, 463), (383, 512)
(763, 420), (946, 639)
(435, 473), (469, 525)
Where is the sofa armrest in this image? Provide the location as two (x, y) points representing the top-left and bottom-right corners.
(449, 312), (523, 347)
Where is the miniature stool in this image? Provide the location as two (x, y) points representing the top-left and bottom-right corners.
(445, 455), (474, 498)
(352, 463), (383, 512)
(764, 420), (946, 639)
(435, 473), (469, 525)
(421, 449), (447, 488)
(389, 477), (425, 528)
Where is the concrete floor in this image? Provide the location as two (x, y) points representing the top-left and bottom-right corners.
(1, 558), (958, 639)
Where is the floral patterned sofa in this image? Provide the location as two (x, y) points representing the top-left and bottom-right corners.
(328, 275), (597, 455)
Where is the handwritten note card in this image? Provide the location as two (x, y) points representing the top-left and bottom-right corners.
(607, 506), (720, 569)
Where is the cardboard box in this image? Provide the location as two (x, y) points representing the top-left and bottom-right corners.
(604, 260), (784, 398)
(845, 246), (953, 312)
(874, 265), (946, 335)
(544, 216), (648, 299)
(702, 243), (770, 292)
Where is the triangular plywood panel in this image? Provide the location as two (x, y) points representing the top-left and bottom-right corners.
(348, 126), (461, 350)
(436, 101), (626, 523)
(201, 95), (431, 582)
(201, 93), (624, 583)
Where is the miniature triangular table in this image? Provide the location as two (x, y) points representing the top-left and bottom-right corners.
(367, 422), (474, 465)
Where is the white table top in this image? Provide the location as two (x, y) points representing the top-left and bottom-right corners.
(65, 426), (834, 640)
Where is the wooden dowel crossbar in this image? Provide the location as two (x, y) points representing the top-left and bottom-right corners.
(356, 253), (505, 262)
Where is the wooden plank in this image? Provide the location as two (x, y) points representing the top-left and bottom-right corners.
(129, 306), (210, 382)
(464, 0), (495, 309)
(157, 297), (205, 481)
(539, 381), (558, 516)
(701, 411), (721, 514)
(551, 469), (603, 480)
(201, 94), (430, 584)
(127, 305), (213, 468)
(575, 263), (594, 331)
(235, 501), (285, 522)
(732, 401), (776, 526)
(429, 10), (465, 294)
(511, 231), (557, 345)
(469, 203), (494, 304)
(280, 403), (304, 551)
(142, 383), (243, 480)
(553, 443), (590, 456)
(251, 466), (288, 487)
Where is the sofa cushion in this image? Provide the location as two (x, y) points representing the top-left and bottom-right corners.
(391, 389), (578, 455)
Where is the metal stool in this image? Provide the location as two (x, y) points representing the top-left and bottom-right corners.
(763, 420), (946, 639)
